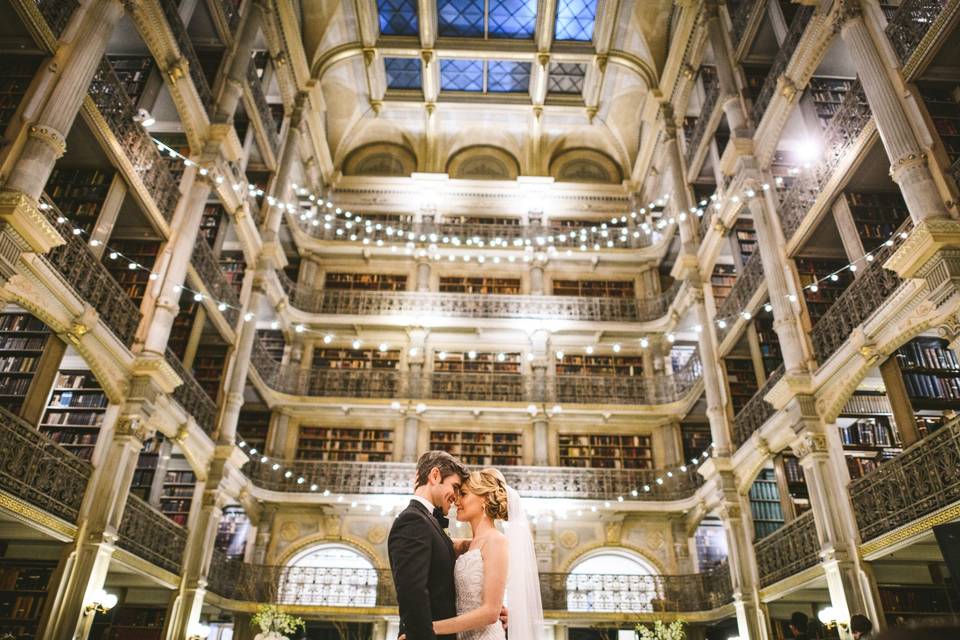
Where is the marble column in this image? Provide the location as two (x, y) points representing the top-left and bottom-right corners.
(719, 493), (767, 640)
(532, 415), (549, 466)
(403, 413), (420, 461)
(261, 96), (305, 244)
(416, 257), (431, 292)
(695, 292), (733, 455)
(217, 277), (265, 444)
(705, 0), (749, 137)
(213, 0), (267, 122)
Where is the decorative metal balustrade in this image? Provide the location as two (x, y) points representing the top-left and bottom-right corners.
(248, 460), (704, 500)
(810, 222), (907, 364)
(293, 286), (679, 324)
(117, 494), (187, 574)
(698, 194), (718, 239)
(88, 58), (179, 221)
(952, 158), (960, 191)
(247, 61), (280, 154)
(303, 219), (655, 250)
(851, 416), (960, 542)
(685, 67), (719, 168)
(553, 349), (702, 405)
(158, 0), (214, 110)
(34, 0), (77, 37)
(749, 6), (814, 125)
(732, 364), (784, 447)
(191, 240), (241, 327)
(716, 251), (765, 343)
(40, 196), (142, 347)
(779, 81), (871, 241)
(424, 371), (529, 402)
(885, 0), (949, 65)
(754, 510), (820, 587)
(165, 349), (219, 435)
(0, 407), (91, 524)
(730, 0), (762, 49)
(218, 0), (241, 33)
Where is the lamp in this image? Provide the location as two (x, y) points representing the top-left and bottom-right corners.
(187, 622), (211, 640)
(83, 588), (118, 615)
(133, 108), (156, 128)
(818, 606), (849, 632)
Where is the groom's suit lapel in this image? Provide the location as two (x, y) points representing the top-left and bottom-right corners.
(409, 499), (455, 560)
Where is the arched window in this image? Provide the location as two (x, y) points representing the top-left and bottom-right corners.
(566, 550), (659, 612)
(279, 544), (379, 607)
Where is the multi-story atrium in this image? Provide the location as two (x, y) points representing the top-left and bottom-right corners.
(0, 0), (959, 638)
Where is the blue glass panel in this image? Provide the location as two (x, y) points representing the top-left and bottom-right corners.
(489, 0), (537, 38)
(440, 59), (484, 91)
(487, 60), (531, 93)
(554, 0), (596, 41)
(384, 57), (422, 90)
(378, 0), (419, 36)
(438, 0), (484, 36)
(547, 62), (586, 94)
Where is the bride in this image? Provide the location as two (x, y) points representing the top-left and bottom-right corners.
(432, 468), (543, 640)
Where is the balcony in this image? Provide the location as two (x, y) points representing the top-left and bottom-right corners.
(158, 0), (214, 111)
(247, 60), (280, 155)
(165, 349), (219, 436)
(40, 196), (143, 348)
(117, 494), (187, 575)
(34, 0), (78, 38)
(684, 68), (720, 170)
(716, 251), (764, 344)
(754, 510), (820, 588)
(191, 240), (241, 327)
(247, 460), (704, 501)
(885, 0), (950, 68)
(730, 0), (763, 52)
(851, 415), (960, 543)
(0, 407), (91, 525)
(732, 364), (784, 447)
(749, 5), (814, 126)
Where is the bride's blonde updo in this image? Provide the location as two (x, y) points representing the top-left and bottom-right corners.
(464, 468), (510, 521)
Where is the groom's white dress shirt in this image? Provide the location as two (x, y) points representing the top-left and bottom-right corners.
(412, 495), (435, 514)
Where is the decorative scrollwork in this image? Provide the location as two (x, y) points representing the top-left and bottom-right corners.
(885, 0), (948, 65)
(749, 6), (814, 126)
(716, 251), (765, 343)
(117, 493), (187, 574)
(732, 364), (785, 447)
(247, 60), (280, 155)
(685, 67), (719, 169)
(34, 0), (78, 37)
(191, 240), (241, 326)
(754, 510), (820, 587)
(165, 349), (219, 435)
(158, 0), (214, 110)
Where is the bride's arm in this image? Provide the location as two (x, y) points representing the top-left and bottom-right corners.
(432, 536), (508, 635)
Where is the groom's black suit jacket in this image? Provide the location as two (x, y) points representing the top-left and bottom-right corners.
(388, 499), (457, 640)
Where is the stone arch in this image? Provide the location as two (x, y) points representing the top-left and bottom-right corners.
(342, 142), (418, 177)
(277, 540), (382, 607)
(549, 147), (623, 184)
(564, 547), (662, 613)
(276, 531), (386, 568)
(560, 542), (666, 574)
(446, 145), (521, 180)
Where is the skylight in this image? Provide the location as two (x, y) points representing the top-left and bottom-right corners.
(554, 0), (597, 42)
(378, 0), (419, 36)
(548, 62), (587, 94)
(439, 59), (531, 93)
(440, 59), (484, 91)
(384, 57), (423, 90)
(437, 0), (538, 39)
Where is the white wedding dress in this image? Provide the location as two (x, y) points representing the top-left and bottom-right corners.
(454, 548), (505, 640)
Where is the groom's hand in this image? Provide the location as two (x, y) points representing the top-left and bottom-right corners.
(499, 605), (508, 630)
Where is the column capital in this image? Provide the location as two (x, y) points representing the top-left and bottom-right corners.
(831, 0), (863, 34)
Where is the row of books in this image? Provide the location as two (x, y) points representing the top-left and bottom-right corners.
(902, 373), (960, 400)
(0, 356), (37, 373)
(42, 411), (104, 426)
(0, 377), (33, 395)
(897, 340), (960, 371)
(0, 336), (46, 351)
(325, 273), (409, 291)
(839, 418), (900, 448)
(299, 441), (391, 452)
(433, 444), (521, 455)
(55, 372), (100, 389)
(0, 565), (51, 591)
(0, 314), (47, 333)
(432, 432), (521, 443)
(750, 499), (785, 524)
(48, 391), (108, 409)
(44, 431), (98, 446)
(0, 594), (46, 619)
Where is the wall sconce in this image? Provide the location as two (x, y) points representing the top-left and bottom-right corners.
(133, 108), (155, 128)
(818, 606), (849, 632)
(187, 622), (211, 639)
(83, 588), (118, 615)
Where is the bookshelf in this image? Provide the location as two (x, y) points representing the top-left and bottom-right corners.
(808, 77), (855, 130)
(694, 519), (728, 571)
(837, 413), (901, 479)
(780, 455), (810, 515)
(199, 203), (226, 250)
(795, 257), (853, 327)
(557, 433), (653, 469)
(878, 584), (959, 627)
(0, 55), (42, 135)
(438, 276), (521, 295)
(160, 457), (196, 526)
(555, 354), (644, 377)
(218, 251), (246, 295)
(296, 426), (393, 462)
(843, 192), (909, 252)
(430, 431), (522, 466)
(154, 133), (189, 186)
(447, 215), (520, 225)
(131, 434), (166, 502)
(0, 312), (51, 415)
(711, 263), (737, 307)
(237, 407), (271, 454)
(191, 343), (229, 400)
(167, 291), (199, 362)
(324, 273), (408, 291)
(731, 219), (756, 264)
(0, 559), (55, 639)
(749, 469), (785, 539)
(45, 167), (114, 235)
(433, 352), (521, 374)
(101, 239), (161, 308)
(39, 370), (108, 460)
(724, 356), (759, 415)
(919, 83), (960, 165)
(106, 55), (154, 106)
(96, 604), (168, 640)
(681, 423), (712, 462)
(743, 65), (770, 105)
(552, 280), (634, 298)
(216, 505), (250, 560)
(256, 330), (285, 361)
(313, 348), (400, 370)
(754, 314), (783, 377)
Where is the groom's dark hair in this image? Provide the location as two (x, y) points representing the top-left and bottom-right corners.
(415, 450), (468, 489)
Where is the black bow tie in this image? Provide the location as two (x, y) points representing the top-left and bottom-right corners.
(432, 506), (449, 529)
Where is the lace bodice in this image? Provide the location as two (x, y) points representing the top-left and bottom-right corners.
(454, 549), (505, 640)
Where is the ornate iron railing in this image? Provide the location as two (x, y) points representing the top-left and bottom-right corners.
(951, 157), (960, 190)
(732, 364), (784, 447)
(885, 0), (948, 65)
(247, 61), (280, 154)
(698, 194), (718, 240)
(117, 494), (187, 574)
(293, 286), (679, 324)
(0, 407), (91, 524)
(158, 0), (214, 110)
(851, 416), (960, 542)
(553, 350), (702, 405)
(165, 349), (219, 435)
(34, 0), (77, 37)
(39, 196), (142, 347)
(218, 0), (241, 32)
(755, 510), (820, 587)
(779, 81), (871, 240)
(716, 251), (765, 343)
(88, 58), (179, 221)
(424, 371), (528, 402)
(749, 6), (814, 125)
(810, 222), (907, 364)
(191, 240), (241, 327)
(730, 0), (762, 49)
(685, 67), (719, 168)
(247, 460), (704, 500)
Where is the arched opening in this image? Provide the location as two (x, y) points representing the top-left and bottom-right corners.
(279, 543), (379, 606)
(342, 142), (418, 177)
(566, 549), (659, 612)
(447, 145), (520, 180)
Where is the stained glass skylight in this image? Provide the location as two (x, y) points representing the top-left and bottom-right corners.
(489, 0), (538, 38)
(488, 61), (531, 93)
(384, 57), (423, 90)
(438, 0), (485, 37)
(378, 0), (419, 36)
(554, 0), (597, 41)
(440, 59), (484, 91)
(547, 62), (587, 94)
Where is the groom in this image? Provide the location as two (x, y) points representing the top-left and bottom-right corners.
(388, 450), (468, 640)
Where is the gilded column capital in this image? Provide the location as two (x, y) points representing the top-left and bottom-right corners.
(28, 124), (66, 157)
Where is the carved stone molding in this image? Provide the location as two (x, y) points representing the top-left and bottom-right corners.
(791, 432), (829, 460)
(0, 190), (64, 254)
(28, 124), (67, 157)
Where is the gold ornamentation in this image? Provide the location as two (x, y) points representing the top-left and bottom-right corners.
(0, 492), (76, 538)
(367, 524), (388, 545)
(559, 529), (579, 549)
(605, 520), (623, 543)
(861, 503), (960, 558)
(280, 520), (301, 542)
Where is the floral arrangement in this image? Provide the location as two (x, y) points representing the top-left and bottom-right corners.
(251, 604), (305, 640)
(635, 620), (686, 640)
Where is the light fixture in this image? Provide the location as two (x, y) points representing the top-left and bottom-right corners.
(84, 588), (118, 615)
(187, 622), (211, 640)
(817, 606), (848, 632)
(134, 108), (155, 127)
(612, 343), (621, 353)
(438, 351), (447, 360)
(585, 345), (594, 354)
(416, 402), (427, 413)
(527, 404), (538, 416)
(352, 339), (362, 349)
(408, 347), (418, 357)
(467, 350), (477, 359)
(323, 334), (334, 344)
(380, 343), (389, 352)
